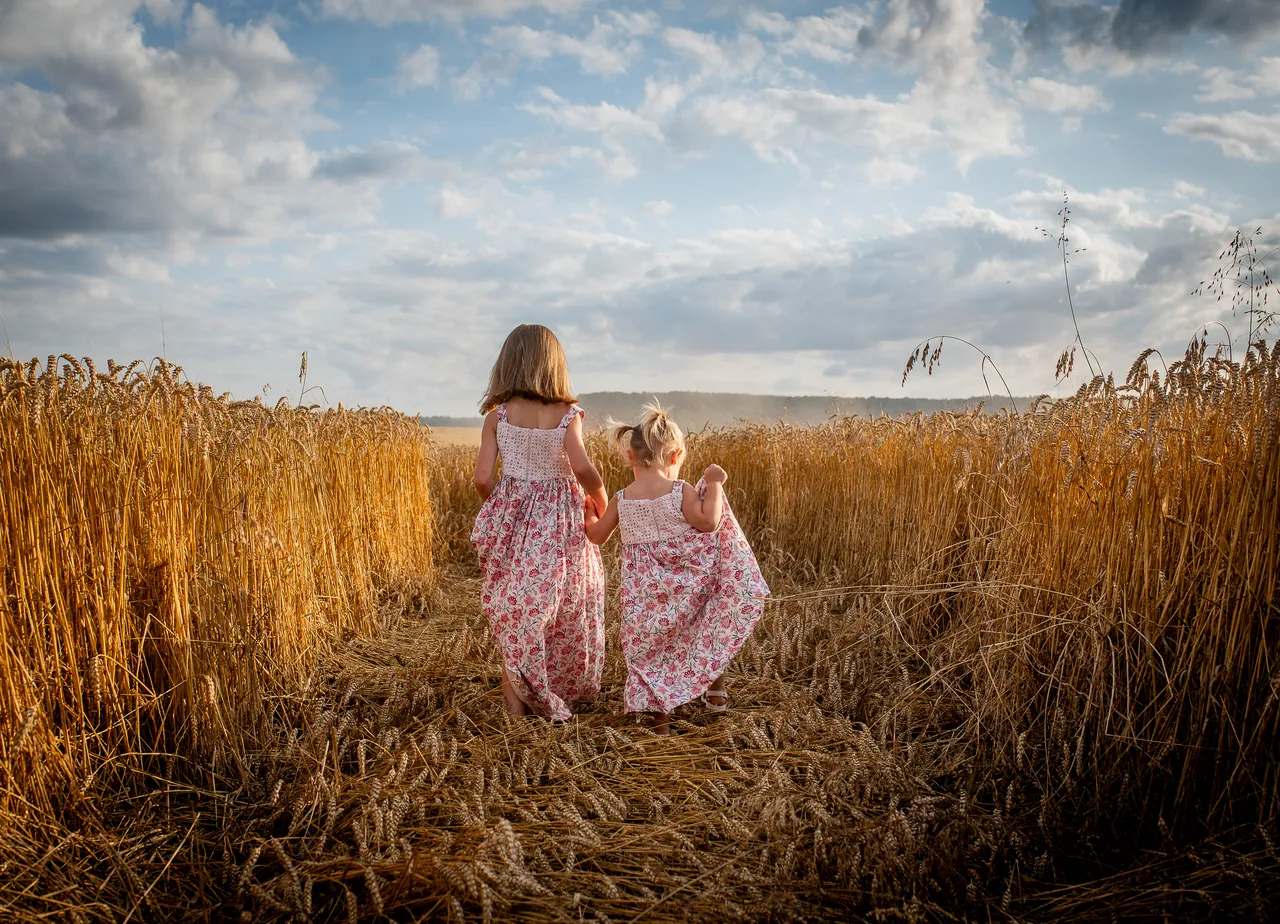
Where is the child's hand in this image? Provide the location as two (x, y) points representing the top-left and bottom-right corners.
(703, 464), (728, 485)
(584, 496), (601, 528)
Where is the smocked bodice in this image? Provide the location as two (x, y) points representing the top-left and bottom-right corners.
(617, 480), (698, 545)
(496, 404), (578, 481)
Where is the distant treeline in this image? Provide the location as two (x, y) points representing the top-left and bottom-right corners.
(421, 391), (1031, 430)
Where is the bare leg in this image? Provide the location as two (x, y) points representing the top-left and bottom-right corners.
(652, 712), (670, 736)
(706, 674), (728, 708)
(500, 662), (529, 717)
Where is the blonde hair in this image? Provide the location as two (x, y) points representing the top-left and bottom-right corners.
(480, 324), (578, 414)
(612, 402), (686, 469)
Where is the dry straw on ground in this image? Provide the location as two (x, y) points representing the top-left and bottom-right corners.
(1, 341), (1278, 922)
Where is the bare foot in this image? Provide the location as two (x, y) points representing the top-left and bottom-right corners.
(500, 664), (529, 717)
(705, 676), (729, 709)
(504, 698), (529, 717)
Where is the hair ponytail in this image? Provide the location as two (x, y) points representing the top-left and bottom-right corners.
(613, 402), (686, 468)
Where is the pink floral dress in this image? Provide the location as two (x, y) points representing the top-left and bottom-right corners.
(617, 478), (768, 714)
(470, 405), (605, 720)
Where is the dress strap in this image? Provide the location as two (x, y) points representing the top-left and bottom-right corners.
(557, 405), (582, 429)
(496, 404), (508, 422)
(670, 480), (684, 494)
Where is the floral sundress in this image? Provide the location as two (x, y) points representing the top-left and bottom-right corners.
(470, 404), (605, 719)
(617, 478), (768, 714)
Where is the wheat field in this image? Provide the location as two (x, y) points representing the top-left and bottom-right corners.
(1, 342), (1278, 922)
(429, 427), (484, 448)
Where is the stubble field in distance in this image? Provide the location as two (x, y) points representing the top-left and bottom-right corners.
(430, 426), (484, 447)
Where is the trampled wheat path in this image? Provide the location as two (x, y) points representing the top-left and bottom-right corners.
(231, 567), (1014, 922)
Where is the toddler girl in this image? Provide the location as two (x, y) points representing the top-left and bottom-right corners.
(471, 324), (608, 720)
(585, 405), (768, 734)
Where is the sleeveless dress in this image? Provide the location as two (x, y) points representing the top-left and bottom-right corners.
(617, 478), (769, 714)
(470, 405), (605, 720)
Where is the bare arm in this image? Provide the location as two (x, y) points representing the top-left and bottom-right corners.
(584, 493), (620, 546)
(563, 412), (608, 517)
(472, 410), (499, 500)
(681, 465), (726, 532)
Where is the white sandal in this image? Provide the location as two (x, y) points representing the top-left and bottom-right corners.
(702, 689), (729, 712)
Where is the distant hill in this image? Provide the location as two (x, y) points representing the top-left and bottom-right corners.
(421, 391), (1030, 431)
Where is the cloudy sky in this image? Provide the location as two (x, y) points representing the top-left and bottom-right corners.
(2, 0), (1278, 414)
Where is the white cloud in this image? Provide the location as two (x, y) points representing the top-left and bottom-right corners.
(1166, 111), (1280, 162)
(104, 249), (171, 284)
(1195, 66), (1254, 102)
(1173, 180), (1206, 199)
(320, 0), (598, 26)
(521, 87), (662, 140)
(1195, 58), (1280, 103)
(1058, 39), (1143, 77)
(639, 77), (687, 122)
(449, 53), (516, 100)
(505, 2), (1028, 183)
(0, 0), (385, 244)
(743, 11), (791, 37)
(765, 6), (873, 65)
(1008, 183), (1159, 230)
(670, 79), (1015, 173)
(643, 200), (673, 215)
(671, 91), (818, 162)
(1166, 204), (1232, 236)
(865, 157), (919, 186)
(791, 11), (869, 63)
(663, 27), (765, 80)
(517, 4), (1028, 180)
(314, 141), (435, 183)
(490, 141), (638, 183)
(1254, 58), (1280, 94)
(397, 44), (440, 90)
(485, 12), (658, 77)
(598, 152), (639, 180)
(695, 0), (1027, 173)
(610, 11), (661, 37)
(1061, 115), (1083, 133)
(141, 0), (185, 24)
(864, 0), (990, 93)
(922, 193), (1041, 242)
(1016, 76), (1108, 112)
(438, 183), (481, 218)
